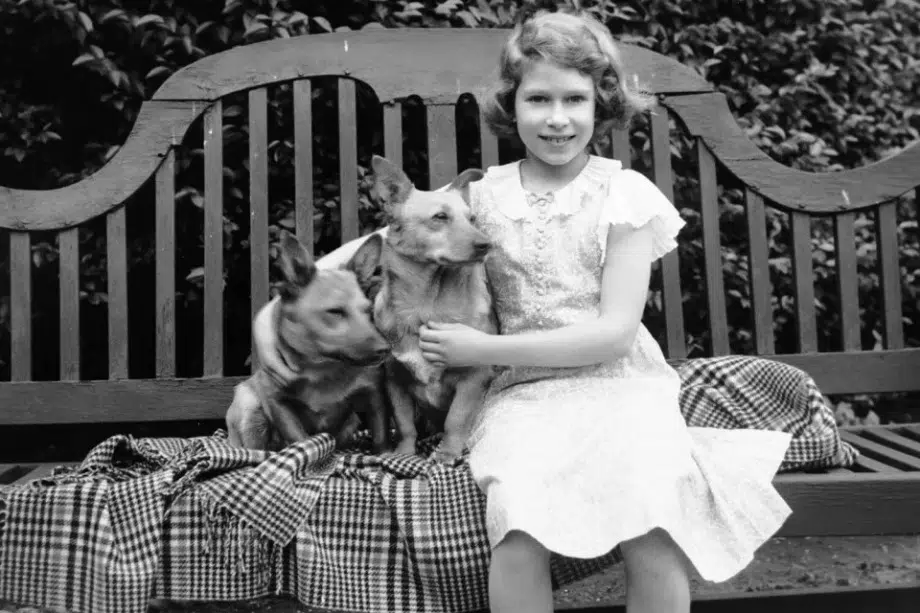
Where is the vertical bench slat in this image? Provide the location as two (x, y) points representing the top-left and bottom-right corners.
(650, 108), (686, 358)
(203, 101), (224, 377)
(790, 212), (818, 353)
(155, 149), (176, 378)
(106, 208), (128, 379)
(294, 80), (314, 248)
(610, 128), (631, 169)
(9, 232), (31, 381)
(383, 103), (403, 168)
(696, 139), (729, 355)
(480, 125), (498, 170)
(875, 201), (903, 349)
(427, 104), (458, 190)
(249, 87), (269, 365)
(834, 212), (861, 351)
(338, 79), (359, 243)
(744, 190), (774, 354)
(58, 228), (80, 380)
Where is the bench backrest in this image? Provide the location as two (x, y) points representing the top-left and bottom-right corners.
(1, 30), (918, 449)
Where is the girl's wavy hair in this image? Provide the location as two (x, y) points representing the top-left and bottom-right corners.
(481, 9), (654, 145)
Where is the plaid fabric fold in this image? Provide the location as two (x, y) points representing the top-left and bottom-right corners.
(674, 356), (858, 471)
(0, 355), (855, 613)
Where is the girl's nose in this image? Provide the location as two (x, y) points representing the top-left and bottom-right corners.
(547, 105), (569, 127)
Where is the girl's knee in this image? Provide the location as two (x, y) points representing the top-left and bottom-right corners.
(620, 528), (690, 575)
(493, 530), (550, 566)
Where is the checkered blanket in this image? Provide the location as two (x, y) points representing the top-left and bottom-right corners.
(0, 356), (855, 613)
(674, 356), (858, 471)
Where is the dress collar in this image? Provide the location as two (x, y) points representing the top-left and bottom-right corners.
(487, 155), (622, 221)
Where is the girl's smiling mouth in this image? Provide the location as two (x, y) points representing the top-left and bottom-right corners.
(540, 135), (576, 145)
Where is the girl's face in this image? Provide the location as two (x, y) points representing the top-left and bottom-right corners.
(513, 60), (595, 174)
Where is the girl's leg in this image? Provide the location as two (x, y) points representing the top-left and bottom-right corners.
(620, 528), (691, 613)
(489, 530), (553, 613)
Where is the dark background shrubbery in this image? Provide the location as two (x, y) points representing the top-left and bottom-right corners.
(0, 0), (918, 428)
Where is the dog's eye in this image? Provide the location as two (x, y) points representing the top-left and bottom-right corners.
(469, 214), (477, 223)
(432, 212), (449, 222)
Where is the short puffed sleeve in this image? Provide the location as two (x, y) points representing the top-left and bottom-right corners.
(598, 169), (686, 263)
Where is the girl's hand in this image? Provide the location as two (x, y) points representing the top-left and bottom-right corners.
(418, 321), (489, 367)
(252, 297), (298, 385)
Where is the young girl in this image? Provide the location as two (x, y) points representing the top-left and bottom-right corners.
(252, 10), (792, 613)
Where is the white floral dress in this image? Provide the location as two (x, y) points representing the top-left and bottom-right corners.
(466, 156), (792, 583)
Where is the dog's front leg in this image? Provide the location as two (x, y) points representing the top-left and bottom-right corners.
(431, 369), (491, 463)
(227, 381), (271, 449)
(364, 370), (393, 454)
(386, 363), (419, 456)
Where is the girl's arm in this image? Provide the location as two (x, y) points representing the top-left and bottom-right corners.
(423, 222), (654, 368)
(251, 227), (389, 383)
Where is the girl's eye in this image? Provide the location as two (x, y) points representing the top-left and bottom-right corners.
(567, 95), (586, 103)
(433, 212), (449, 222)
(528, 95), (548, 103)
(327, 308), (346, 318)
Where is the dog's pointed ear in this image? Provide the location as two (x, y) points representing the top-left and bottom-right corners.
(346, 233), (383, 299)
(447, 168), (484, 203)
(371, 155), (413, 213)
(278, 230), (316, 300)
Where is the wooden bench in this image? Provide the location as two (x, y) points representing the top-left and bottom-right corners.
(1, 27), (919, 545)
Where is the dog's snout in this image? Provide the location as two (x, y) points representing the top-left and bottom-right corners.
(473, 239), (492, 255)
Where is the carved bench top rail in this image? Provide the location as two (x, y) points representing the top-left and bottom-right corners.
(1, 29), (917, 230)
(667, 94), (920, 214)
(151, 29), (711, 103)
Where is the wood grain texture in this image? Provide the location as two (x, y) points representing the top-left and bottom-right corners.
(840, 431), (920, 471)
(610, 128), (631, 169)
(790, 212), (818, 353)
(203, 102), (224, 377)
(650, 109), (686, 358)
(834, 213), (861, 351)
(696, 139), (729, 355)
(249, 87), (270, 342)
(339, 79), (359, 242)
(106, 208), (129, 379)
(9, 232), (31, 381)
(875, 201), (903, 350)
(0, 101), (201, 230)
(745, 190), (775, 354)
(0, 462), (77, 486)
(666, 93), (920, 213)
(383, 103), (403, 168)
(0, 377), (244, 425)
(58, 228), (80, 380)
(860, 427), (920, 457)
(152, 30), (710, 104)
(427, 104), (458, 190)
(480, 123), (499, 170)
(774, 470), (920, 536)
(155, 150), (176, 378)
(671, 348), (920, 395)
(294, 80), (314, 248)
